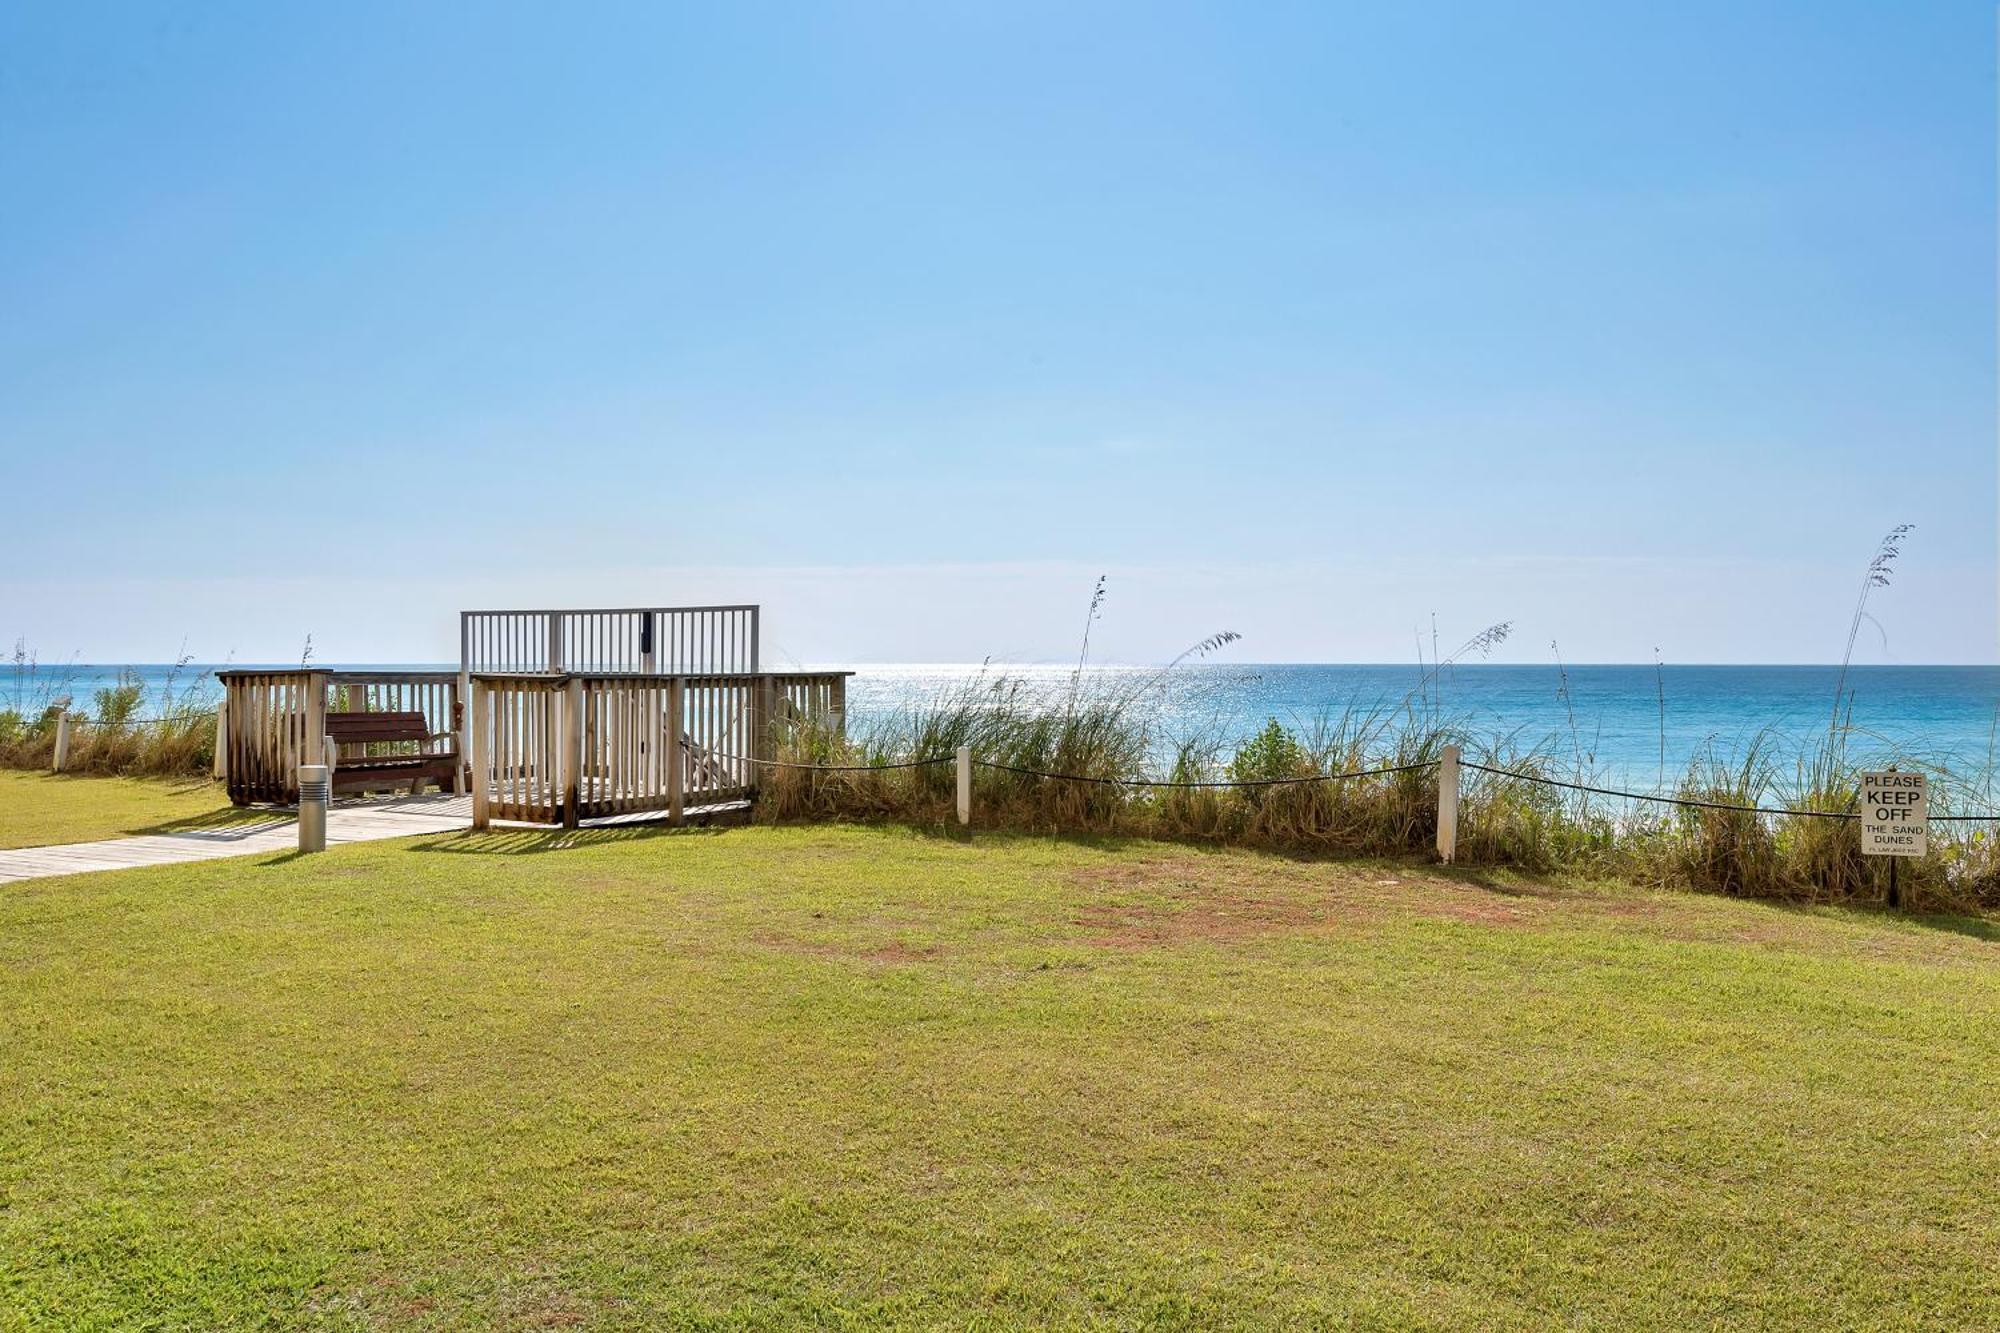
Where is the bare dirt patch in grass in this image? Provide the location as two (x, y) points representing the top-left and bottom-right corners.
(1072, 892), (1321, 950)
(1067, 853), (1544, 948)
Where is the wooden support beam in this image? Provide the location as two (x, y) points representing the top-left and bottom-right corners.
(667, 676), (685, 827)
(212, 696), (229, 782)
(1436, 744), (1461, 864)
(469, 681), (490, 830)
(563, 677), (583, 829)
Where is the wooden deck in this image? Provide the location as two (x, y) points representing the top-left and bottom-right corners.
(218, 662), (847, 825)
(0, 793), (750, 885)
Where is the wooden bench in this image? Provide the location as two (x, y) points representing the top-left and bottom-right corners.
(324, 711), (461, 795)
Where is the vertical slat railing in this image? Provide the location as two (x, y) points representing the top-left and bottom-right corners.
(469, 675), (564, 823)
(321, 672), (459, 769)
(461, 606), (760, 675)
(460, 670), (844, 825)
(218, 669), (341, 805)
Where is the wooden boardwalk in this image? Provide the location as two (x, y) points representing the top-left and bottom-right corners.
(0, 792), (752, 885)
(0, 794), (472, 884)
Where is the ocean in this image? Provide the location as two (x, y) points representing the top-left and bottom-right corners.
(13, 660), (1998, 790)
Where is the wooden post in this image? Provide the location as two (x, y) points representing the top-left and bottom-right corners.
(302, 673), (328, 806)
(454, 675), (471, 792)
(208, 696), (226, 780)
(754, 674), (776, 790)
(547, 613), (564, 673)
(562, 677), (583, 829)
(956, 745), (972, 827)
(447, 687), (465, 794)
(51, 713), (71, 773)
(1436, 744), (1461, 864)
(457, 612), (473, 793)
(829, 674), (847, 738)
(469, 680), (491, 830)
(666, 677), (685, 826)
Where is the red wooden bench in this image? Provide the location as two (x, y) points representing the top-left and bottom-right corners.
(325, 711), (460, 795)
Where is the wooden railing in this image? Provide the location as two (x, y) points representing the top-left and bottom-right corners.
(460, 606), (760, 675)
(776, 672), (845, 727)
(217, 671), (324, 804)
(471, 675), (565, 822)
(468, 671), (850, 828)
(216, 670), (461, 805)
(218, 664), (845, 823)
(326, 672), (460, 768)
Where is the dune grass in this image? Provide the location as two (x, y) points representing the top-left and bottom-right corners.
(1, 661), (218, 779)
(0, 770), (258, 849)
(1, 823), (1996, 1328)
(764, 678), (2000, 911)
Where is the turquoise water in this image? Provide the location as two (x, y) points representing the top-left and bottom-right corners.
(843, 663), (2000, 790)
(17, 661), (1998, 790)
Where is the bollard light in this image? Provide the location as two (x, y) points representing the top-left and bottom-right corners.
(298, 763), (329, 854)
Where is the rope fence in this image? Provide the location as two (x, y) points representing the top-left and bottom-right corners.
(971, 759), (1433, 788)
(17, 709), (219, 726)
(732, 753), (952, 773)
(1463, 761), (1852, 819)
(30, 697), (2000, 823)
(707, 750), (1429, 788)
(1461, 761), (1999, 823)
(35, 706), (223, 776)
(736, 746), (2000, 823)
(68, 712), (219, 726)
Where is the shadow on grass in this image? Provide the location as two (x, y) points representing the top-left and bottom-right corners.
(1437, 860), (2000, 940)
(413, 824), (729, 856)
(773, 814), (1435, 873)
(22, 772), (216, 792)
(762, 816), (2000, 936)
(823, 814), (1412, 860)
(1896, 911), (2000, 944)
(1425, 865), (1577, 901)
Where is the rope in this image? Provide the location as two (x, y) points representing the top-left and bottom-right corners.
(1463, 761), (1840, 817)
(703, 751), (954, 772)
(710, 748), (2000, 819)
(64, 711), (218, 726)
(710, 749), (1425, 788)
(973, 759), (1434, 789)
(1461, 760), (2000, 822)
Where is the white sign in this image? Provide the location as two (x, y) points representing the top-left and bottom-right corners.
(1860, 770), (1927, 857)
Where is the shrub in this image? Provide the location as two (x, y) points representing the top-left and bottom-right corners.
(754, 674), (2000, 911)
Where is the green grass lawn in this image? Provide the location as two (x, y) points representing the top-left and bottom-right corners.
(1, 823), (1996, 1329)
(0, 770), (266, 849)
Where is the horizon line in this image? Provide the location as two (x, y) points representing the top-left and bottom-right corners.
(17, 660), (1999, 671)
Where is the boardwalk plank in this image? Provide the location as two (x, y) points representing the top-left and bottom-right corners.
(0, 792), (742, 884)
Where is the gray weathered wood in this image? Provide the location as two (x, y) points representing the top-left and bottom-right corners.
(1436, 744), (1461, 864)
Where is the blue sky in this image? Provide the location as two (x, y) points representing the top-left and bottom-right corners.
(2, 2), (1992, 665)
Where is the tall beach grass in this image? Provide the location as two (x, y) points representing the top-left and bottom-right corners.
(757, 667), (2000, 913)
(0, 647), (217, 778)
